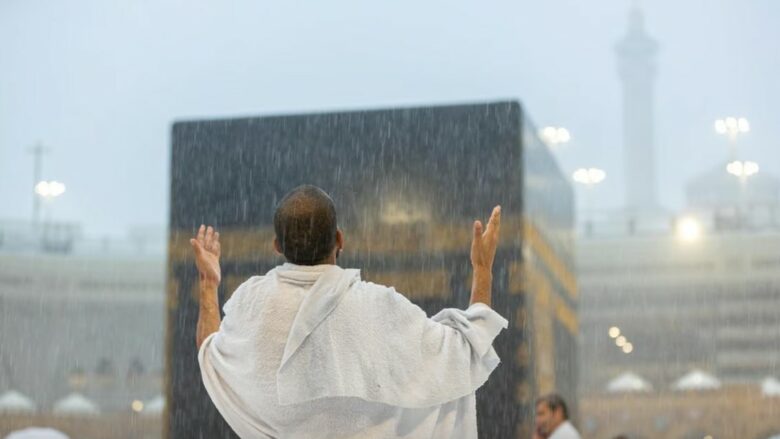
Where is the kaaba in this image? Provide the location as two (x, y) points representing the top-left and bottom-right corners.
(166, 101), (577, 438)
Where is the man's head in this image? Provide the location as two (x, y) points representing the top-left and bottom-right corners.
(535, 393), (569, 437)
(273, 185), (342, 265)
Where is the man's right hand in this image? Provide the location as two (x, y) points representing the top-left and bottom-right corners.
(470, 206), (501, 271)
(190, 224), (222, 286)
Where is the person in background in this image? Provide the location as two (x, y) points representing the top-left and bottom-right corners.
(534, 393), (582, 439)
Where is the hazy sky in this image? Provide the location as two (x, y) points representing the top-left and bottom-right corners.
(1, 0), (778, 236)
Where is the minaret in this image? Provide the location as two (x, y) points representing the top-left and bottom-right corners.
(616, 4), (659, 212)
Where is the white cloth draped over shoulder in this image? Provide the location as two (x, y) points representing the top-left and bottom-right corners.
(548, 421), (582, 439)
(199, 263), (508, 439)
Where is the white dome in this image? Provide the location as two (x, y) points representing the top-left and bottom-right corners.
(4, 428), (69, 439)
(606, 372), (653, 393)
(673, 369), (721, 391)
(762, 377), (780, 397)
(0, 390), (36, 413)
(52, 392), (99, 415)
(142, 394), (165, 415)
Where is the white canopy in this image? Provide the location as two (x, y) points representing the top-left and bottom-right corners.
(4, 428), (69, 439)
(673, 369), (721, 391)
(142, 394), (165, 415)
(761, 377), (780, 397)
(606, 372), (653, 393)
(0, 390), (36, 413)
(52, 392), (99, 415)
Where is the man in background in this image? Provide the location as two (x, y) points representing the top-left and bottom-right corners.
(534, 393), (582, 439)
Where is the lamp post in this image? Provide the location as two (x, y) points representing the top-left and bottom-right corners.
(34, 180), (66, 223)
(27, 142), (50, 223)
(714, 117), (749, 160)
(573, 168), (606, 186)
(573, 167), (606, 236)
(725, 160), (759, 229)
(726, 160), (759, 180)
(35, 180), (66, 199)
(539, 126), (571, 149)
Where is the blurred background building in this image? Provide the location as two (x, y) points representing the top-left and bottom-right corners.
(574, 6), (780, 439)
(0, 222), (165, 438)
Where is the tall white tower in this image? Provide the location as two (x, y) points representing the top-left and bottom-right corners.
(616, 5), (659, 212)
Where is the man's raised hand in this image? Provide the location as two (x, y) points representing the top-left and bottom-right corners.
(470, 206), (501, 271)
(190, 224), (222, 285)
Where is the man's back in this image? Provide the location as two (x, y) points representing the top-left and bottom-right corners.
(191, 199), (505, 439)
(199, 264), (500, 438)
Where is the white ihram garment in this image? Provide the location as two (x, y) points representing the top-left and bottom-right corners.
(548, 421), (582, 439)
(199, 263), (507, 438)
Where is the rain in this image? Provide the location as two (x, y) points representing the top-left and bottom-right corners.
(1, 1), (779, 438)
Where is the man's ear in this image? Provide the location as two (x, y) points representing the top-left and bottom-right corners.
(273, 237), (283, 256)
(336, 229), (344, 250)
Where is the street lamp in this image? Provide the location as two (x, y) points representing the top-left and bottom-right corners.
(715, 116), (749, 159)
(131, 400), (144, 413)
(726, 160), (759, 179)
(573, 168), (606, 236)
(34, 180), (66, 226)
(675, 216), (702, 243)
(714, 117), (749, 138)
(34, 180), (66, 199)
(572, 168), (606, 186)
(539, 126), (571, 147)
(725, 160), (759, 229)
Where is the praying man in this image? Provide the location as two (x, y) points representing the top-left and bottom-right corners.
(192, 185), (507, 439)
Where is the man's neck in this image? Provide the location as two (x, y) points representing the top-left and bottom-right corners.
(319, 250), (338, 265)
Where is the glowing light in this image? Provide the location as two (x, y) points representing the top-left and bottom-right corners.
(572, 168), (606, 185)
(609, 326), (621, 338)
(539, 126), (571, 146)
(714, 119), (727, 134)
(131, 400), (144, 412)
(726, 160), (759, 178)
(34, 180), (66, 198)
(622, 343), (633, 354)
(715, 117), (749, 135)
(616, 336), (627, 347)
(676, 217), (702, 243)
(380, 199), (431, 225)
(557, 127), (571, 143)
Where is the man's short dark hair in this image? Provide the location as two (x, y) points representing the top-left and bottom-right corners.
(273, 185), (338, 265)
(536, 393), (569, 420)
